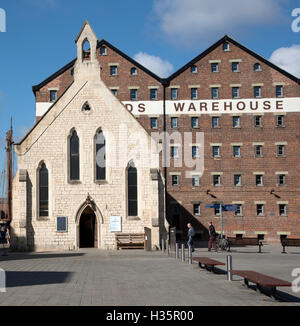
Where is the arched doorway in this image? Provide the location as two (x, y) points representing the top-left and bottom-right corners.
(79, 206), (98, 248)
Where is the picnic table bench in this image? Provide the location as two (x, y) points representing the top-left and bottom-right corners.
(281, 238), (300, 254)
(193, 257), (225, 273)
(115, 233), (145, 250)
(227, 237), (263, 253)
(231, 270), (292, 300)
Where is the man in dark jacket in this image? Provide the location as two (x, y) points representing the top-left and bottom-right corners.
(208, 222), (218, 252)
(187, 223), (195, 252)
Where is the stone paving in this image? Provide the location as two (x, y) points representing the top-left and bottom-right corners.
(0, 245), (299, 306)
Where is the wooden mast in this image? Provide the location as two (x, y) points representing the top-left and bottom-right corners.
(6, 118), (13, 223)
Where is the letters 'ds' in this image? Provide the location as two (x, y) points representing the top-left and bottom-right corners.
(292, 8), (300, 33)
(0, 8), (6, 33)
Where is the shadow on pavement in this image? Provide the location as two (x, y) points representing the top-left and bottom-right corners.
(5, 271), (72, 288)
(0, 252), (85, 262)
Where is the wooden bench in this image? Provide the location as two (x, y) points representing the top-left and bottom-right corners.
(193, 257), (225, 273)
(231, 270), (292, 300)
(227, 237), (263, 253)
(281, 238), (300, 254)
(115, 233), (145, 250)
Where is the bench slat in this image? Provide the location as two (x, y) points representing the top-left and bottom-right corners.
(231, 270), (291, 287)
(193, 257), (225, 266)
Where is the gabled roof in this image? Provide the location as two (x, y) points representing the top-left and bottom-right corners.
(32, 39), (165, 94)
(167, 35), (300, 84)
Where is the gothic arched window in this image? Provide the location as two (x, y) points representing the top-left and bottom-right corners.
(70, 130), (80, 181)
(39, 163), (49, 217)
(95, 129), (106, 181)
(127, 162), (138, 217)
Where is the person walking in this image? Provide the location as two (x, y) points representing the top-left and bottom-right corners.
(0, 226), (9, 256)
(187, 223), (195, 253)
(208, 222), (218, 252)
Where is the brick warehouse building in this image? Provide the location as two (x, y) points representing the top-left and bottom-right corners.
(12, 21), (300, 250)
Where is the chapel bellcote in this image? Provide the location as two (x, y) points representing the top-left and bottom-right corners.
(74, 20), (100, 81)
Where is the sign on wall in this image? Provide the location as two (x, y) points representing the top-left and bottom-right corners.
(57, 217), (68, 233)
(110, 216), (122, 232)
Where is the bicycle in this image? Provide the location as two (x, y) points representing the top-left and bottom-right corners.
(216, 234), (229, 251)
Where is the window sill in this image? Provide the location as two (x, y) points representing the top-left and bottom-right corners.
(68, 180), (82, 185)
(276, 155), (286, 158)
(127, 216), (141, 221)
(37, 217), (50, 221)
(95, 180), (108, 185)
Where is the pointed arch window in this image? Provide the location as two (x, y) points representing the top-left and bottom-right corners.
(127, 162), (138, 217)
(70, 130), (80, 181)
(39, 163), (49, 217)
(95, 130), (106, 181)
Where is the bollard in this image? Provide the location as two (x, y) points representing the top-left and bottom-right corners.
(188, 246), (193, 264)
(166, 240), (169, 255)
(161, 238), (165, 252)
(227, 255), (233, 281)
(181, 243), (185, 262)
(175, 243), (180, 259)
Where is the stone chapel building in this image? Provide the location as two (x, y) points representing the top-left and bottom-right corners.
(11, 22), (166, 251)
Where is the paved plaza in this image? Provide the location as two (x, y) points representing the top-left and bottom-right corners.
(0, 245), (300, 306)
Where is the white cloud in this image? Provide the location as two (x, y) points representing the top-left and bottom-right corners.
(269, 45), (300, 78)
(133, 52), (174, 78)
(153, 0), (285, 46)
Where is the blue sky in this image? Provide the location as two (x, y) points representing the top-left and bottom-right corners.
(0, 0), (300, 178)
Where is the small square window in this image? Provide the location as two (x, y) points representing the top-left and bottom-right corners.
(130, 67), (137, 76)
(192, 176), (200, 187)
(150, 89), (158, 100)
(213, 146), (220, 158)
(234, 175), (242, 186)
(130, 89), (138, 101)
(150, 117), (157, 129)
(191, 117), (199, 128)
(213, 175), (221, 187)
(254, 86), (261, 98)
(277, 145), (285, 156)
(212, 117), (220, 128)
(191, 88), (198, 100)
(100, 46), (107, 55)
(172, 175), (179, 186)
(278, 175), (286, 186)
(50, 90), (57, 102)
(256, 175), (263, 186)
(254, 63), (261, 72)
(233, 146), (241, 158)
(171, 117), (178, 129)
(255, 145), (263, 157)
(57, 217), (68, 233)
(191, 65), (198, 73)
(279, 204), (287, 216)
(193, 203), (200, 215)
(232, 62), (239, 72)
(276, 115), (284, 127)
(233, 116), (240, 128)
(212, 87), (219, 99)
(211, 63), (219, 73)
(110, 66), (118, 76)
(232, 87), (239, 99)
(223, 42), (230, 51)
(254, 116), (262, 127)
(235, 204), (243, 216)
(256, 204), (264, 216)
(171, 88), (178, 100)
(276, 85), (283, 98)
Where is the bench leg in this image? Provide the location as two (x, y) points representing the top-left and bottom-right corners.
(199, 262), (205, 269)
(281, 246), (287, 254)
(243, 279), (250, 288)
(258, 244), (262, 253)
(270, 287), (278, 301)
